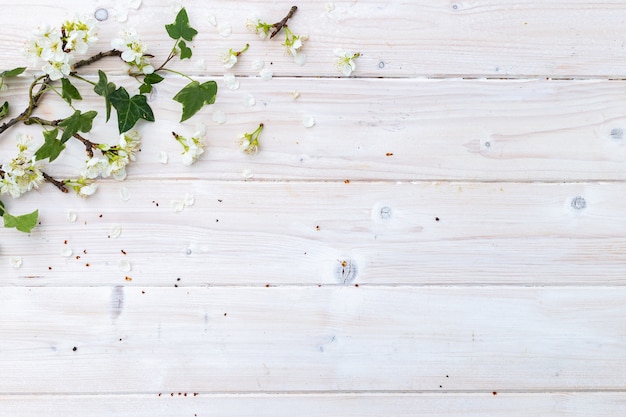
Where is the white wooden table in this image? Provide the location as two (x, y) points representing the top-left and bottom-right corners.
(1, 1), (626, 415)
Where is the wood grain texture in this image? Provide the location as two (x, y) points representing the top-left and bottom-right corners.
(2, 392), (626, 417)
(3, 181), (626, 286)
(1, 287), (625, 393)
(2, 77), (626, 182)
(2, 0), (626, 78)
(1, 0), (625, 414)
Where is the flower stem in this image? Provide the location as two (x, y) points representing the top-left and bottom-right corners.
(162, 68), (194, 82)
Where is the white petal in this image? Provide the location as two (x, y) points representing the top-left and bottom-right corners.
(223, 73), (240, 90)
(184, 193), (195, 206)
(325, 2), (335, 12)
(290, 90), (301, 100)
(10, 256), (22, 268)
(194, 122), (207, 137)
(244, 94), (256, 107)
(114, 9), (129, 22)
(120, 185), (131, 201)
(259, 67), (273, 80)
(109, 225), (122, 239)
(218, 23), (232, 37)
(128, 0), (142, 9)
(212, 110), (227, 124)
(195, 59), (207, 71)
(207, 14), (217, 26)
(333, 47), (346, 57)
(61, 247), (73, 257)
(171, 200), (185, 212)
(251, 59), (265, 70)
(302, 116), (316, 128)
(118, 259), (132, 272)
(293, 52), (307, 66)
(67, 211), (78, 222)
(242, 168), (254, 179)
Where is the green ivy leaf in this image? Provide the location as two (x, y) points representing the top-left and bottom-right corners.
(165, 8), (198, 41)
(4, 209), (38, 233)
(0, 67), (26, 78)
(58, 110), (97, 143)
(94, 70), (117, 122)
(173, 80), (218, 122)
(139, 72), (164, 95)
(109, 87), (155, 133)
(178, 40), (192, 60)
(0, 101), (8, 119)
(61, 78), (82, 105)
(35, 128), (65, 162)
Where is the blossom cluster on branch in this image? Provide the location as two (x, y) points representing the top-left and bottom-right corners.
(0, 5), (362, 235)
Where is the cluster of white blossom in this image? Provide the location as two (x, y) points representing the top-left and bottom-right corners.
(111, 28), (154, 74)
(245, 18), (307, 66)
(66, 130), (141, 197)
(23, 17), (98, 80)
(0, 134), (45, 198)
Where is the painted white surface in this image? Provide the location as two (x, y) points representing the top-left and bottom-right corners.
(1, 0), (625, 415)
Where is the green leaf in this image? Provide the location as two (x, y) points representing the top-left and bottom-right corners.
(0, 101), (8, 120)
(94, 70), (117, 122)
(109, 87), (155, 133)
(144, 73), (164, 85)
(178, 40), (192, 60)
(4, 209), (38, 233)
(61, 78), (82, 105)
(165, 8), (198, 41)
(173, 80), (218, 122)
(0, 67), (26, 78)
(35, 128), (65, 162)
(58, 110), (97, 143)
(139, 73), (164, 95)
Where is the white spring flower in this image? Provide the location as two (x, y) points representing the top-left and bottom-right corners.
(246, 17), (272, 40)
(111, 28), (152, 74)
(42, 55), (71, 81)
(0, 134), (45, 198)
(63, 17), (98, 54)
(173, 132), (205, 166)
(283, 28), (307, 65)
(333, 48), (361, 76)
(218, 44), (249, 69)
(111, 28), (146, 64)
(24, 18), (98, 79)
(238, 123), (264, 155)
(83, 130), (142, 181)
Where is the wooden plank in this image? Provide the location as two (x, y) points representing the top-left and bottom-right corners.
(4, 180), (626, 286)
(0, 286), (625, 393)
(2, 392), (626, 417)
(3, 78), (626, 182)
(2, 1), (626, 78)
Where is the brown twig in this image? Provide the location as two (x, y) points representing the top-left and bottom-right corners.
(42, 172), (68, 193)
(270, 6), (297, 39)
(73, 133), (97, 158)
(73, 49), (122, 70)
